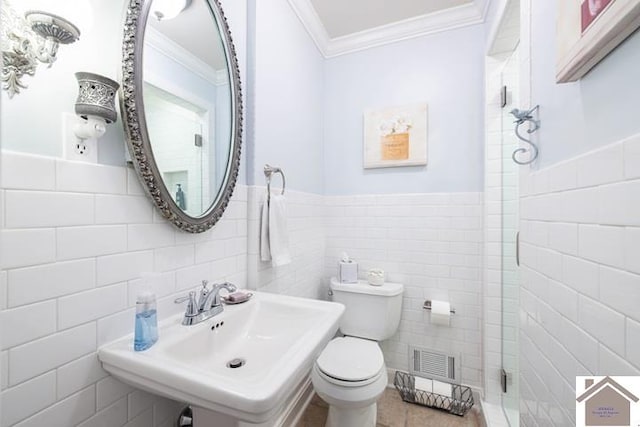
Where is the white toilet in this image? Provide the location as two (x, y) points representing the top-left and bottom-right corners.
(311, 277), (403, 427)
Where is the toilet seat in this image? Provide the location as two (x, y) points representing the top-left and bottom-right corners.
(316, 337), (384, 386)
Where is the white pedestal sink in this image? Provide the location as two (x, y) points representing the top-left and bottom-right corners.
(98, 291), (344, 426)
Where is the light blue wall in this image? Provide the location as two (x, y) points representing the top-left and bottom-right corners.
(531, 0), (640, 167)
(219, 0), (248, 186)
(0, 0), (126, 163)
(322, 25), (486, 195)
(145, 46), (217, 108)
(0, 0), (248, 186)
(247, 0), (325, 194)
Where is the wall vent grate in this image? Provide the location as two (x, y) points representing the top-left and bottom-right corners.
(409, 346), (459, 383)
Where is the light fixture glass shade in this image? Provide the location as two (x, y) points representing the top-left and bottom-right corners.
(25, 11), (80, 44)
(75, 72), (120, 124)
(150, 0), (188, 21)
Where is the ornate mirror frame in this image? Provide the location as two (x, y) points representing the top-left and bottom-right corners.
(120, 0), (243, 233)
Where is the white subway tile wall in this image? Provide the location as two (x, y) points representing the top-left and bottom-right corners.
(0, 152), (248, 427)
(518, 133), (640, 427)
(246, 187), (326, 300)
(323, 192), (483, 389)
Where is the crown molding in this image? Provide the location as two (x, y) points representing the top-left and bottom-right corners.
(287, 0), (491, 58)
(285, 0), (332, 56)
(146, 26), (220, 86)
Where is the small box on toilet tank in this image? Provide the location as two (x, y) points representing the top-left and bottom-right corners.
(338, 253), (358, 283)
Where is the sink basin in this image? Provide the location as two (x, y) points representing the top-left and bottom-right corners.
(98, 291), (344, 423)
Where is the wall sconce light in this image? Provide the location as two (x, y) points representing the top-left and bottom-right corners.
(151, 0), (192, 21)
(1, 1), (80, 98)
(73, 72), (119, 142)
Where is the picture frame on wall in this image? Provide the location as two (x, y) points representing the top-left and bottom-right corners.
(363, 103), (428, 169)
(556, 0), (640, 83)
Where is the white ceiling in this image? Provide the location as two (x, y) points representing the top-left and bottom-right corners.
(309, 0), (473, 38)
(288, 0), (490, 57)
(150, 0), (227, 70)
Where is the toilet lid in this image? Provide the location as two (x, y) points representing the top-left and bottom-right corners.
(317, 337), (384, 382)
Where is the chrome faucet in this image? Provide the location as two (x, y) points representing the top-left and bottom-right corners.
(174, 280), (237, 326)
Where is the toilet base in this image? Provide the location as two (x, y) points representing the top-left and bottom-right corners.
(326, 402), (377, 427)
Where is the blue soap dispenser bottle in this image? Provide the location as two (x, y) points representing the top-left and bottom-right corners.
(134, 291), (158, 351)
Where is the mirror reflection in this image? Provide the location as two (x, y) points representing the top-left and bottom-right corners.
(143, 0), (232, 217)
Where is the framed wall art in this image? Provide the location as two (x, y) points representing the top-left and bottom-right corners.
(363, 103), (428, 169)
(556, 0), (640, 82)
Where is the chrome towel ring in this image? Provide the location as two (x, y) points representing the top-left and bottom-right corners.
(264, 164), (285, 205)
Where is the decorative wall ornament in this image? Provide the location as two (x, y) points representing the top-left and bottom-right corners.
(363, 103), (428, 168)
(1, 1), (80, 98)
(556, 0), (640, 82)
(510, 105), (540, 166)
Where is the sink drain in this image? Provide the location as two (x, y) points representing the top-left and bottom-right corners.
(227, 358), (246, 369)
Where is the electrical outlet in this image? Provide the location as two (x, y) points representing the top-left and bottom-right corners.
(62, 113), (98, 163)
(75, 142), (88, 156)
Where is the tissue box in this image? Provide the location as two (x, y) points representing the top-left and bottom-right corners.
(338, 261), (358, 283)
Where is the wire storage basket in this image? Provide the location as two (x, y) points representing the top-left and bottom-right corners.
(393, 371), (474, 416)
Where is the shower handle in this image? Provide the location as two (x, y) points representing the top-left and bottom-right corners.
(516, 231), (520, 267)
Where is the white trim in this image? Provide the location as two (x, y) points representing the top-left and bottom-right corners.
(215, 69), (229, 86)
(145, 26), (221, 86)
(285, 0), (331, 57)
(485, 0), (509, 55)
(556, 0), (640, 83)
(287, 0), (490, 58)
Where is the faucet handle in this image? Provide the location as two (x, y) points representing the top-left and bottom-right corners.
(197, 280), (209, 311)
(174, 291), (198, 317)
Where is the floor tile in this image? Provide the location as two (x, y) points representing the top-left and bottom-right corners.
(299, 388), (484, 427)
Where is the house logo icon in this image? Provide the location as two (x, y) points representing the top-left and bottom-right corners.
(576, 376), (640, 427)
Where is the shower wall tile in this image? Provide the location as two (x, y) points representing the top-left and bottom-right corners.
(7, 259), (96, 307)
(56, 353), (108, 400)
(519, 132), (640, 426)
(56, 225), (128, 261)
(0, 372), (57, 427)
(0, 151), (248, 426)
(9, 323), (96, 386)
(94, 195), (154, 225)
(4, 191), (95, 229)
(0, 301), (57, 350)
(12, 386), (96, 427)
(96, 251), (155, 287)
(57, 284), (128, 330)
(0, 152), (56, 191)
(55, 160), (127, 195)
(0, 229), (57, 269)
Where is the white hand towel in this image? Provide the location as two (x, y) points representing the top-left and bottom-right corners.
(267, 194), (291, 267)
(260, 195), (271, 262)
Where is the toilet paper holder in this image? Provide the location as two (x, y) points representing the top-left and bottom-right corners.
(423, 300), (456, 314)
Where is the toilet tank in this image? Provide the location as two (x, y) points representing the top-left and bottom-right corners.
(330, 277), (403, 341)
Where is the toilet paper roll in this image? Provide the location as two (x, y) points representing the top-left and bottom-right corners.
(432, 380), (452, 397)
(430, 300), (451, 326)
(414, 376), (433, 393)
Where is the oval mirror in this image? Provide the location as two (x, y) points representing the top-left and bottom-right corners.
(121, 0), (242, 233)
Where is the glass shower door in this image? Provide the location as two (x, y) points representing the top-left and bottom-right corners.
(500, 47), (520, 427)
